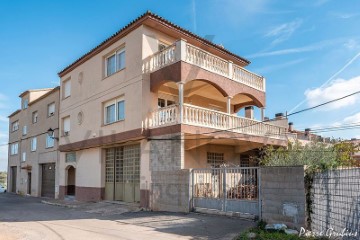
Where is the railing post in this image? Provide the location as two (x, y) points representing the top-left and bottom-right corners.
(228, 61), (233, 79)
(262, 77), (266, 92)
(222, 167), (227, 212)
(175, 38), (187, 62)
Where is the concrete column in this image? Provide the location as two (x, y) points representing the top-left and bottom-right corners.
(261, 108), (265, 121)
(178, 82), (184, 123)
(226, 96), (232, 114)
(245, 106), (254, 119)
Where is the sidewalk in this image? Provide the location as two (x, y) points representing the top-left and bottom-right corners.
(41, 198), (143, 216)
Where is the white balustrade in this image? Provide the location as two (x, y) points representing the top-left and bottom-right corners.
(185, 44), (229, 77)
(143, 40), (266, 91)
(144, 104), (288, 140)
(143, 44), (176, 73)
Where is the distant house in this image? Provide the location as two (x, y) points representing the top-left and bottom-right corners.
(7, 88), (59, 197)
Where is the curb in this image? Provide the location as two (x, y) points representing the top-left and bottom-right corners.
(41, 200), (78, 209)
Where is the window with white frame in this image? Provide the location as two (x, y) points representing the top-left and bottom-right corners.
(10, 143), (18, 155)
(30, 137), (37, 152)
(32, 111), (38, 123)
(62, 116), (70, 136)
(207, 152), (224, 168)
(23, 99), (28, 109)
(22, 125), (27, 136)
(63, 78), (71, 99)
(12, 121), (19, 132)
(22, 152), (26, 162)
(48, 102), (55, 117)
(46, 133), (55, 148)
(106, 48), (125, 76)
(104, 97), (125, 124)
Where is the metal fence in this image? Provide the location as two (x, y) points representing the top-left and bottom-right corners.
(191, 167), (260, 215)
(311, 167), (360, 238)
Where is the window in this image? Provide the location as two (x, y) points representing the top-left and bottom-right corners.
(46, 133), (55, 148)
(66, 152), (76, 163)
(104, 98), (125, 124)
(106, 48), (125, 76)
(32, 111), (38, 123)
(63, 78), (71, 98)
(22, 125), (27, 136)
(240, 155), (250, 167)
(11, 121), (19, 132)
(22, 152), (26, 162)
(23, 99), (28, 109)
(159, 42), (168, 51)
(62, 116), (70, 136)
(10, 143), (18, 155)
(207, 152), (224, 168)
(158, 98), (175, 108)
(48, 102), (55, 117)
(30, 137), (37, 152)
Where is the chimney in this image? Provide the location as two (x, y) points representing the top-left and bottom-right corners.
(264, 117), (270, 121)
(305, 128), (311, 139)
(245, 106), (254, 119)
(275, 113), (284, 120)
(288, 122), (294, 132)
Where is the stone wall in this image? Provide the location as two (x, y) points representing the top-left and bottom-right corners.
(150, 169), (190, 212)
(261, 166), (307, 230)
(311, 168), (360, 235)
(149, 133), (189, 212)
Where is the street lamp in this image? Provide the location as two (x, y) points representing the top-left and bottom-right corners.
(47, 128), (59, 140)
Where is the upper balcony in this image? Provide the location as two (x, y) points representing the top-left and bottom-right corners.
(143, 39), (265, 92)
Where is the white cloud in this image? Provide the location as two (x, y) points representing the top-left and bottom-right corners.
(344, 39), (360, 50)
(330, 12), (359, 19)
(248, 39), (337, 58)
(343, 112), (360, 123)
(265, 19), (302, 45)
(0, 116), (8, 122)
(253, 58), (306, 74)
(305, 76), (360, 110)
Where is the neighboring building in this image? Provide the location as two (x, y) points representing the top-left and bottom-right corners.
(7, 87), (60, 198)
(56, 11), (292, 208)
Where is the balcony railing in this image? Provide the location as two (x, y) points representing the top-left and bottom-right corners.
(143, 104), (290, 140)
(143, 39), (265, 92)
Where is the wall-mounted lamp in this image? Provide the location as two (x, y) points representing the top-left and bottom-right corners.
(47, 128), (59, 140)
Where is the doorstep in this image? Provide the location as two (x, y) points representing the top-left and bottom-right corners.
(194, 207), (257, 221)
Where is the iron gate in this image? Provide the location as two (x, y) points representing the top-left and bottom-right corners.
(191, 167), (260, 216)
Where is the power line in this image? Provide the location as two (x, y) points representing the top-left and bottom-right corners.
(287, 91), (360, 117)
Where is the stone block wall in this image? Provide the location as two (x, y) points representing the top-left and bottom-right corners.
(261, 166), (307, 230)
(150, 169), (190, 212)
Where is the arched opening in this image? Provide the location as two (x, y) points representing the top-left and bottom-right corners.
(66, 166), (75, 196)
(183, 80), (228, 112)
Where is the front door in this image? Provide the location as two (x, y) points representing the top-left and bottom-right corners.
(27, 172), (31, 195)
(41, 163), (55, 198)
(105, 144), (140, 202)
(11, 166), (17, 193)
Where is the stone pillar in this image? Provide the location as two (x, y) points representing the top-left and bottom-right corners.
(178, 82), (184, 123)
(226, 96), (232, 114)
(261, 108), (265, 121)
(175, 39), (187, 62)
(245, 106), (254, 119)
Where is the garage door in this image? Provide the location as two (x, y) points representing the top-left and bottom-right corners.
(41, 163), (55, 198)
(105, 144), (140, 202)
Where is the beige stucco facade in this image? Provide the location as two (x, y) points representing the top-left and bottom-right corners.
(8, 88), (60, 198)
(55, 12), (291, 208)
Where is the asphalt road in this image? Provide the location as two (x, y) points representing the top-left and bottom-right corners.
(0, 193), (254, 240)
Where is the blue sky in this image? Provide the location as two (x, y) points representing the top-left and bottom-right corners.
(1, 0), (360, 170)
